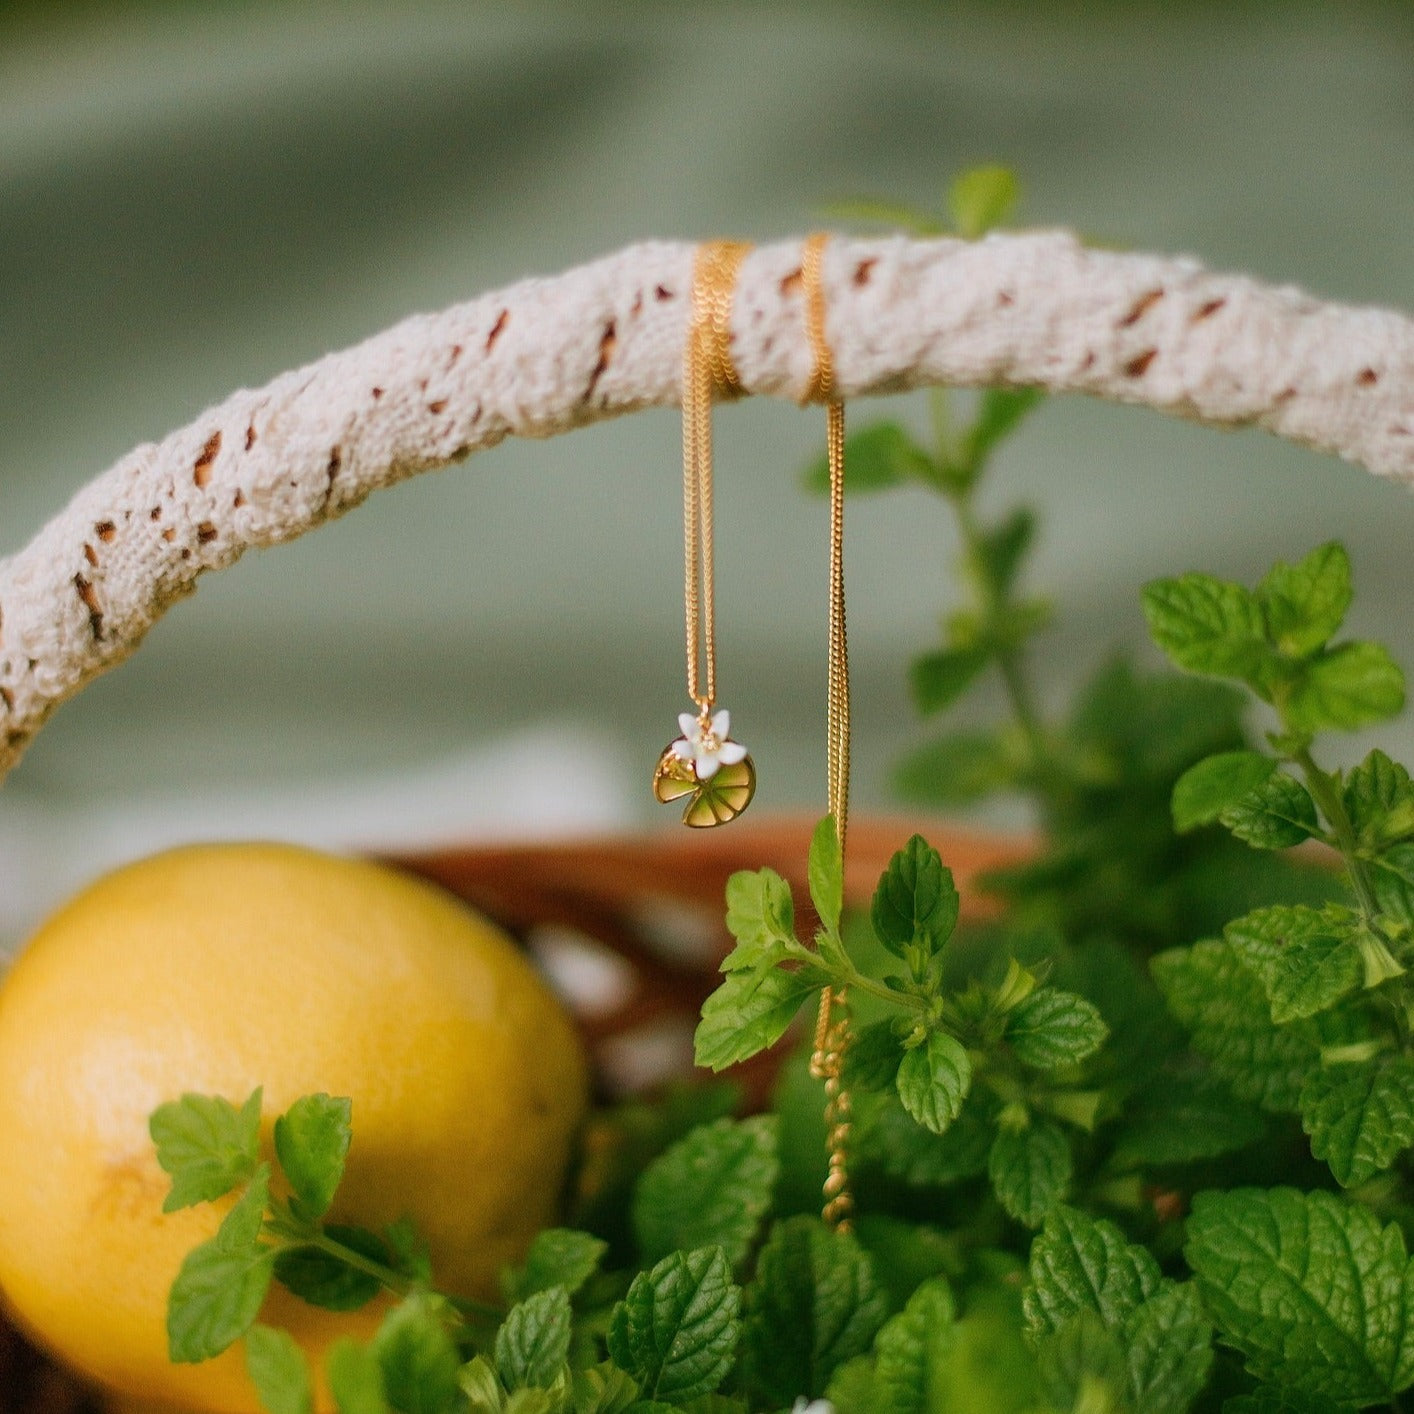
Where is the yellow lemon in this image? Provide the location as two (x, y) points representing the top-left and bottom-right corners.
(0, 843), (589, 1412)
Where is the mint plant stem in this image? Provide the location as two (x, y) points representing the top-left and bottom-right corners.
(265, 1208), (506, 1324)
(302, 1232), (504, 1323)
(305, 1230), (414, 1298)
(1290, 743), (1383, 922)
(824, 955), (930, 1014)
(945, 454), (1051, 784)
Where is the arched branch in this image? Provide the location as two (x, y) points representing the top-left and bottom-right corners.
(2, 231), (1412, 780)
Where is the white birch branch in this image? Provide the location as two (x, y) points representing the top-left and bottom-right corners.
(3, 231), (1413, 782)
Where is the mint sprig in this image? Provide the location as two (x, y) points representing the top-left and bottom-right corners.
(155, 1087), (502, 1379)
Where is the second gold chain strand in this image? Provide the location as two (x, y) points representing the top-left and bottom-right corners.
(802, 232), (854, 1231)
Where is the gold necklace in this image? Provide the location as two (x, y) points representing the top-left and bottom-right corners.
(653, 241), (757, 829)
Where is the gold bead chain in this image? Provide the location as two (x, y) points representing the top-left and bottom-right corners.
(800, 231), (855, 1232)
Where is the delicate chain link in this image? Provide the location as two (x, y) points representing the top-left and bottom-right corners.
(801, 231), (855, 1232)
(684, 241), (751, 714)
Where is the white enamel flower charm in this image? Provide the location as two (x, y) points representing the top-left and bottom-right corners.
(653, 707), (755, 827)
(671, 708), (749, 781)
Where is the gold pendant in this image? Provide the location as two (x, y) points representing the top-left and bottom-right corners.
(653, 708), (755, 827)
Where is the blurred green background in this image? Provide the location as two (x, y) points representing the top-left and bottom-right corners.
(2, 0), (1413, 937)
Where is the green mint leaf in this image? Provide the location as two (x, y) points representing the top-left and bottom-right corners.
(870, 836), (959, 956)
(1172, 751), (1277, 833)
(1023, 1205), (1160, 1336)
(1032, 1281), (1211, 1414)
(1225, 905), (1362, 1023)
(826, 1353), (881, 1412)
(1286, 641), (1406, 732)
(808, 816), (844, 935)
(1110, 1073), (1265, 1169)
(721, 868), (796, 970)
(849, 1215), (960, 1318)
(633, 1116), (778, 1268)
(373, 1294), (462, 1414)
(325, 1338), (390, 1414)
(1186, 1187), (1414, 1403)
(896, 1030), (972, 1135)
(245, 1325), (313, 1414)
(1067, 653), (1245, 774)
(972, 505), (1037, 597)
(949, 165), (1021, 238)
(893, 729), (1015, 805)
(1123, 1282), (1214, 1414)
(571, 1362), (640, 1414)
(220, 1163), (272, 1249)
(859, 1093), (996, 1187)
(150, 1088), (262, 1213)
(1372, 842), (1414, 924)
(1299, 1056), (1414, 1187)
(742, 1216), (888, 1406)
(1344, 749), (1414, 846)
(1152, 940), (1324, 1112)
(1033, 1310), (1129, 1414)
(1219, 773), (1320, 850)
(869, 1277), (957, 1414)
(909, 647), (990, 716)
(989, 597), (1052, 650)
(1257, 542), (1352, 657)
(803, 421), (934, 495)
(988, 1121), (1071, 1228)
(167, 1165), (275, 1363)
(1261, 925), (1365, 1024)
(1141, 573), (1270, 682)
(659, 1398), (743, 1414)
(495, 1287), (572, 1392)
(841, 1020), (903, 1093)
(273, 1093), (351, 1221)
(1223, 1387), (1352, 1413)
(1005, 989), (1108, 1069)
(500, 1389), (562, 1414)
(694, 966), (817, 1071)
(274, 1225), (388, 1312)
(457, 1354), (502, 1413)
(606, 1246), (741, 1404)
(893, 1270), (1042, 1413)
(383, 1217), (434, 1286)
(503, 1228), (606, 1304)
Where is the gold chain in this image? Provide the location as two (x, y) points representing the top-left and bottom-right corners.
(801, 232), (854, 1232)
(684, 241), (751, 714)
